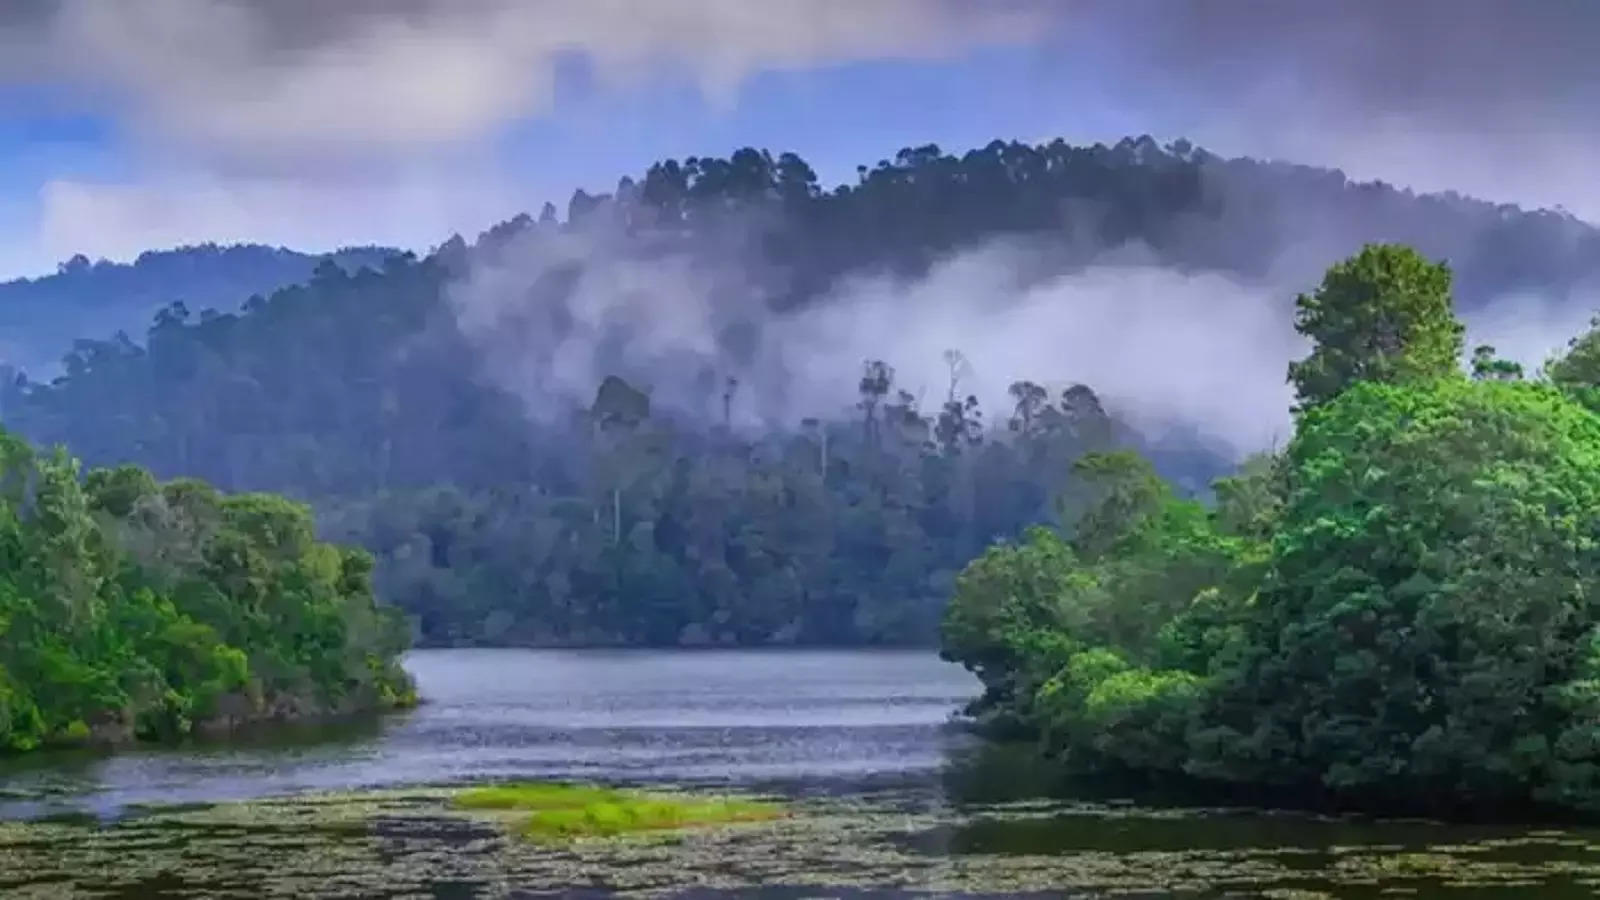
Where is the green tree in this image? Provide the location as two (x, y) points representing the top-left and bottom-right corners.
(1286, 244), (1465, 411)
(1470, 344), (1525, 382)
(1199, 379), (1600, 809)
(1545, 317), (1600, 411)
(0, 426), (412, 753)
(939, 244), (1600, 816)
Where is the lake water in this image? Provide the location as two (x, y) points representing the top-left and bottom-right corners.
(0, 648), (983, 817)
(7, 649), (1600, 898)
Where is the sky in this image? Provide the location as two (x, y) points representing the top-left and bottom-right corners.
(1, 0), (1598, 281)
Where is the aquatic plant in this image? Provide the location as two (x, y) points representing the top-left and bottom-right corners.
(453, 781), (784, 842)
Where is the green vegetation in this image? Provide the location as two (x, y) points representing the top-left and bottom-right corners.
(1286, 242), (1464, 410)
(4, 137), (1596, 648)
(942, 243), (1600, 816)
(453, 782), (784, 841)
(0, 426), (413, 753)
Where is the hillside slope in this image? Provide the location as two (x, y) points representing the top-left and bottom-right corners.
(0, 243), (398, 378)
(3, 136), (1597, 646)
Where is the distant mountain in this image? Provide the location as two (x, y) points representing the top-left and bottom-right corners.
(0, 242), (400, 378)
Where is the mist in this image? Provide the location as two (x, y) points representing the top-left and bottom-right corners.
(446, 221), (1296, 458)
(446, 209), (1600, 463)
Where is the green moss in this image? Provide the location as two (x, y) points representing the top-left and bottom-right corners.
(452, 781), (784, 842)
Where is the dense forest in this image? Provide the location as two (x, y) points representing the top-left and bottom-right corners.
(941, 244), (1600, 816)
(0, 426), (412, 752)
(0, 243), (393, 379)
(5, 136), (1600, 647)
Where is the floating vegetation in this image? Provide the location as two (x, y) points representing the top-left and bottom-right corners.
(5, 785), (1600, 897)
(452, 781), (784, 842)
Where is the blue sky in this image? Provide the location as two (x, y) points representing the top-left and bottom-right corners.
(0, 27), (1160, 279)
(0, 1), (1595, 280)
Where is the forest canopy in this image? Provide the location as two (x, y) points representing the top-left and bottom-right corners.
(0, 428), (412, 753)
(940, 244), (1600, 815)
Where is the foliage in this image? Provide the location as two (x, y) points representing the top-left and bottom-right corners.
(1470, 344), (1525, 382)
(1287, 244), (1464, 411)
(1545, 317), (1600, 414)
(0, 427), (412, 752)
(941, 244), (1600, 815)
(318, 370), (1143, 646)
(452, 781), (783, 842)
(940, 446), (1266, 756)
(1198, 378), (1600, 808)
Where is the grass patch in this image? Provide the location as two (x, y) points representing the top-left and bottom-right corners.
(452, 781), (784, 842)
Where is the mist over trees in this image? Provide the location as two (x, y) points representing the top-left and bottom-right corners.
(4, 136), (1600, 647)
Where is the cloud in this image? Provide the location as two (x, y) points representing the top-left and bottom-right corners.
(0, 0), (1042, 165)
(1052, 0), (1600, 219)
(30, 167), (530, 263)
(449, 220), (1600, 462)
(779, 246), (1307, 455)
(7, 0), (1600, 286)
(449, 220), (745, 419)
(1467, 288), (1600, 378)
(448, 227), (1310, 456)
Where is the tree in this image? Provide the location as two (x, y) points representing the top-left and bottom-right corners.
(1286, 244), (1465, 411)
(0, 426), (412, 752)
(1007, 381), (1048, 437)
(1545, 316), (1600, 401)
(939, 244), (1600, 816)
(1200, 379), (1600, 809)
(857, 360), (893, 446)
(590, 375), (653, 545)
(1471, 344), (1525, 382)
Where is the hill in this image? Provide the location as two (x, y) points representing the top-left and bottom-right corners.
(2, 136), (1598, 647)
(0, 243), (398, 378)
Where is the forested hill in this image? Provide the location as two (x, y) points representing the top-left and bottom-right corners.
(3, 136), (1598, 648)
(0, 243), (396, 378)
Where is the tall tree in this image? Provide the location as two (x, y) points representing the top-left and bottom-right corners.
(1286, 244), (1465, 411)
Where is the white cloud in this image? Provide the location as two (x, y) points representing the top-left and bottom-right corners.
(6, 0), (1600, 280)
(780, 247), (1305, 455)
(4, 0), (1041, 165)
(30, 167), (531, 264)
(449, 230), (1310, 456)
(1051, 0), (1600, 221)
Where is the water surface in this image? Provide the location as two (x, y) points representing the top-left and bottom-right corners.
(9, 649), (1600, 898)
(0, 648), (981, 817)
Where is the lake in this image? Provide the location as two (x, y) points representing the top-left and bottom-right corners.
(0, 648), (982, 817)
(6, 648), (1600, 898)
